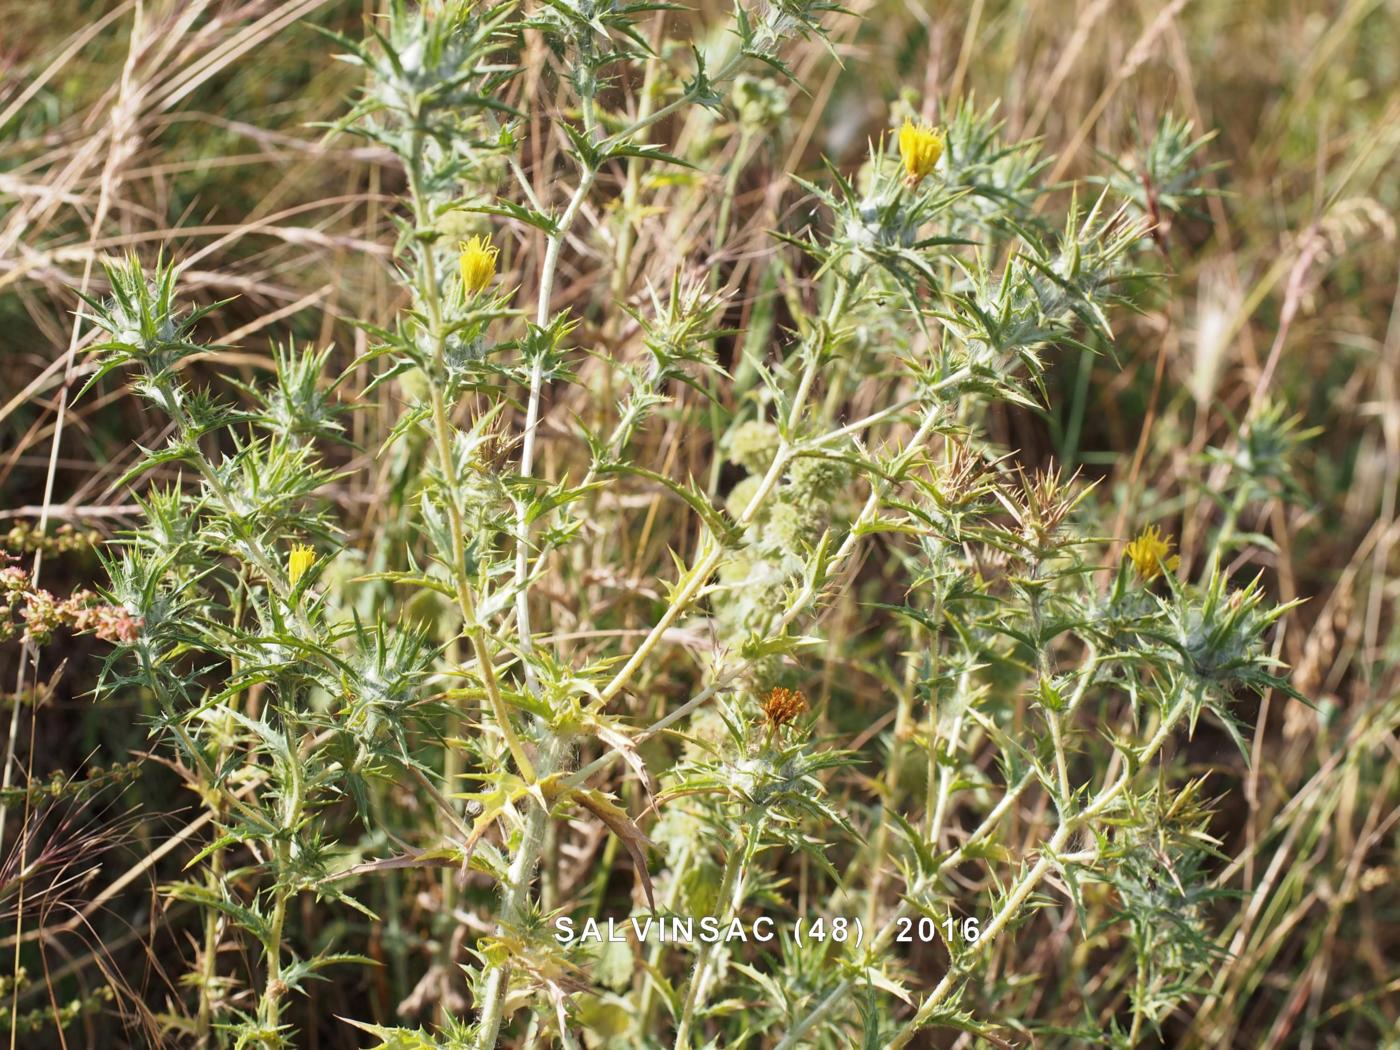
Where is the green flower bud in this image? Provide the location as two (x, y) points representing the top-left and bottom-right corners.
(398, 365), (430, 404)
(727, 420), (781, 474)
(725, 475), (764, 521)
(786, 455), (851, 503)
(763, 500), (817, 550)
(731, 75), (789, 129)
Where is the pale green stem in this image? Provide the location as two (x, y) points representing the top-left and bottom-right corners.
(1129, 962), (1149, 1044)
(404, 126), (535, 783)
(884, 683), (1194, 1048)
(1207, 485), (1250, 576)
(865, 652), (922, 933)
(705, 124), (758, 494)
(601, 52), (745, 151)
(925, 669), (968, 844)
(774, 648), (1104, 1050)
(197, 587), (251, 1046)
(635, 840), (694, 1035)
(439, 637), (464, 1019)
(597, 276), (855, 707)
(571, 411), (940, 794)
(258, 741), (303, 1033)
(1048, 712), (1073, 805)
(672, 827), (753, 1049)
(713, 125), (756, 263)
(473, 735), (568, 1049)
(610, 35), (662, 297)
(514, 166), (599, 681)
(475, 113), (603, 1050)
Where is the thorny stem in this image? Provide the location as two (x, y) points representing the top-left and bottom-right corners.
(884, 683), (1195, 1048)
(196, 843), (223, 1046)
(705, 124), (759, 495)
(475, 110), (602, 1049)
(569, 409), (943, 794)
(672, 826), (753, 1049)
(774, 647), (1105, 1050)
(594, 431), (787, 706)
(865, 652), (923, 933)
(403, 119), (551, 1040)
(260, 857), (290, 1030)
(197, 587), (250, 1046)
(596, 275), (856, 708)
(1048, 711), (1073, 805)
(635, 840), (693, 1034)
(526, 375), (940, 744)
(433, 386), (537, 782)
(610, 18), (664, 297)
(438, 636), (465, 1017)
(1030, 580), (1074, 808)
(917, 592), (947, 845)
(258, 729), (304, 1034)
(473, 733), (569, 1049)
(601, 51), (746, 152)
(403, 130), (536, 784)
(463, 48), (754, 1046)
(1129, 962), (1149, 1044)
(515, 165), (599, 672)
(925, 667), (968, 844)
(713, 126), (756, 261)
(1207, 484), (1250, 576)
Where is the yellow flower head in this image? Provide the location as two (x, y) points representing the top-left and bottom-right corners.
(458, 234), (499, 296)
(288, 543), (316, 587)
(1125, 526), (1179, 582)
(899, 118), (944, 185)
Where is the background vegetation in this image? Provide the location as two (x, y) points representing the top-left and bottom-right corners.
(1, 0), (1396, 1047)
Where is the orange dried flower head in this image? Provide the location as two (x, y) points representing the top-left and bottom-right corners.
(759, 686), (808, 732)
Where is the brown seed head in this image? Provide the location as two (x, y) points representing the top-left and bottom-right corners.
(759, 686), (808, 731)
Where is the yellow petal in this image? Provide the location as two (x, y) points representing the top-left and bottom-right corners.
(458, 235), (499, 295)
(288, 543), (316, 587)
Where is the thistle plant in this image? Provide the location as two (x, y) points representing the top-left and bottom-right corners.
(63, 1), (1307, 1047)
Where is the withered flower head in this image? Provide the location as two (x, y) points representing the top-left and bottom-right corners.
(759, 686), (808, 732)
